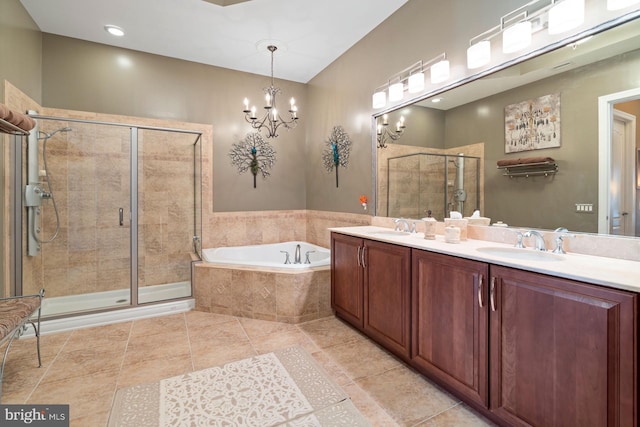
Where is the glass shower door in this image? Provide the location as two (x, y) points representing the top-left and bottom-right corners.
(136, 128), (196, 304)
(28, 121), (133, 316)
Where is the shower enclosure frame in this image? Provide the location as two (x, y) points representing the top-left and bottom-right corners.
(12, 114), (203, 317)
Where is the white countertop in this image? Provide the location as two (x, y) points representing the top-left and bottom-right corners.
(330, 226), (640, 293)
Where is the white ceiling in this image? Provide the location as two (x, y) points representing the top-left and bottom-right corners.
(20, 0), (409, 83)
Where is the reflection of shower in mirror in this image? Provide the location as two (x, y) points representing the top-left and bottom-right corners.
(448, 153), (467, 215)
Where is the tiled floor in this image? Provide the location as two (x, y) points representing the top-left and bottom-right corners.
(1, 311), (495, 426)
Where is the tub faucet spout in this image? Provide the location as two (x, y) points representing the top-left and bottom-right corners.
(294, 244), (301, 264)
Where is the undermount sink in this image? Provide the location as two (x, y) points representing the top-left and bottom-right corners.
(476, 247), (564, 262)
(367, 230), (410, 237)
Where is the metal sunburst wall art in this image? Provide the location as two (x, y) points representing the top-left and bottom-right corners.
(322, 125), (352, 188)
(229, 132), (277, 188)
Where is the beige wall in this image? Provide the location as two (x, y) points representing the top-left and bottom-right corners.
(0, 0), (42, 103)
(305, 0), (530, 214)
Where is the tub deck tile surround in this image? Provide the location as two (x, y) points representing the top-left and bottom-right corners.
(194, 264), (331, 324)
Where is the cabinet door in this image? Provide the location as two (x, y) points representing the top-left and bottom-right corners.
(490, 266), (637, 427)
(411, 250), (489, 407)
(363, 239), (411, 360)
(331, 233), (364, 328)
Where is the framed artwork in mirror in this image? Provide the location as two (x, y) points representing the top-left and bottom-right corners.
(504, 93), (561, 153)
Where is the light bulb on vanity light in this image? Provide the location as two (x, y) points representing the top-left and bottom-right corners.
(548, 0), (584, 35)
(408, 72), (425, 93)
(430, 59), (450, 84)
(503, 21), (532, 53)
(467, 40), (491, 69)
(388, 81), (404, 102)
(607, 0), (640, 9)
(372, 90), (386, 109)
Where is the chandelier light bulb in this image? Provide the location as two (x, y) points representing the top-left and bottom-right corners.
(408, 72), (425, 93)
(467, 40), (491, 69)
(548, 0), (584, 35)
(607, 0), (640, 9)
(372, 91), (386, 109)
(430, 59), (450, 84)
(503, 21), (532, 54)
(389, 82), (404, 102)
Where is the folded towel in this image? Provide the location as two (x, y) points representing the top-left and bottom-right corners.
(497, 156), (555, 167)
(0, 103), (36, 132)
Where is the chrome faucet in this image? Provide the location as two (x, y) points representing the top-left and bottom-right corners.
(552, 228), (575, 254)
(280, 251), (291, 264)
(513, 230), (526, 248)
(304, 250), (315, 264)
(294, 244), (302, 264)
(394, 218), (410, 232)
(524, 230), (546, 251)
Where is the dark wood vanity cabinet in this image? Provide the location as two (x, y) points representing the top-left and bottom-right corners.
(411, 249), (489, 407)
(489, 266), (637, 427)
(330, 232), (411, 360)
(331, 232), (638, 426)
(331, 233), (364, 327)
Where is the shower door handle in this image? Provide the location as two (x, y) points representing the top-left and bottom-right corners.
(119, 208), (124, 226)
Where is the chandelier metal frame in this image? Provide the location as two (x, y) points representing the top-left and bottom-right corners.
(243, 45), (299, 138)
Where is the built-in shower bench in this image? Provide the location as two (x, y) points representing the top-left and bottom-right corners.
(0, 289), (44, 402)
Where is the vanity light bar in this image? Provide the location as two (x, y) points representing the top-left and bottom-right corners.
(371, 54), (449, 109)
(374, 0), (635, 110)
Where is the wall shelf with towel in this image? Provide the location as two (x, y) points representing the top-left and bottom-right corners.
(0, 117), (30, 136)
(496, 157), (558, 178)
(0, 103), (35, 136)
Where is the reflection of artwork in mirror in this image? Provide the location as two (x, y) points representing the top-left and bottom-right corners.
(504, 93), (561, 153)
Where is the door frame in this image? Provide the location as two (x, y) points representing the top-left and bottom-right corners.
(597, 88), (640, 234)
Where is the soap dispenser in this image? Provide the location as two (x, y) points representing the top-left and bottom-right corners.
(423, 210), (437, 240)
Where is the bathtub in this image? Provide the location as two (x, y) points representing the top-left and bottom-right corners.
(195, 241), (332, 323)
(202, 241), (330, 269)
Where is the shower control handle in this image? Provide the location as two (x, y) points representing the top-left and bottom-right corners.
(119, 208), (124, 226)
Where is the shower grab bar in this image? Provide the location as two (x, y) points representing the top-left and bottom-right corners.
(119, 208), (124, 226)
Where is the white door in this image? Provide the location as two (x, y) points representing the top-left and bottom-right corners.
(609, 110), (636, 236)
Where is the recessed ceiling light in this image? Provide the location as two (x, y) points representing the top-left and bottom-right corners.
(104, 25), (125, 37)
(431, 98), (443, 103)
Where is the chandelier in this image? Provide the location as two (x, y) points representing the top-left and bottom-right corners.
(243, 45), (299, 138)
(376, 114), (406, 148)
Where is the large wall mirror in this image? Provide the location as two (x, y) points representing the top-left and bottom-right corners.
(374, 15), (640, 239)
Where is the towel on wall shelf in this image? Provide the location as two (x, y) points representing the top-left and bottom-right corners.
(496, 156), (555, 167)
(0, 103), (36, 132)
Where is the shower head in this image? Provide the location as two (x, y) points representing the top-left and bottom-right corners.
(38, 127), (72, 140)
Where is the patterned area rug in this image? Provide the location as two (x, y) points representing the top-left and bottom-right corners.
(108, 345), (369, 426)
